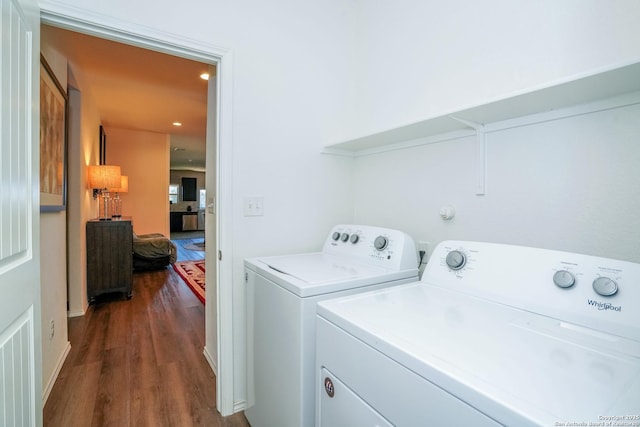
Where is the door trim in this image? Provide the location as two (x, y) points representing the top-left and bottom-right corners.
(39, 5), (236, 415)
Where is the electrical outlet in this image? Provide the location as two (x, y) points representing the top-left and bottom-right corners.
(418, 241), (430, 258)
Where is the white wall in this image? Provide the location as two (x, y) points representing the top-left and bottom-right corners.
(353, 103), (640, 263)
(345, 0), (640, 141)
(218, 1), (358, 406)
(348, 0), (640, 264)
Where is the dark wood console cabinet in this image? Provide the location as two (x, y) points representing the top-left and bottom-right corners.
(86, 218), (133, 303)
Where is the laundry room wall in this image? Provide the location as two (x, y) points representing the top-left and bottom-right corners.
(344, 0), (640, 141)
(348, 0), (640, 263)
(353, 103), (640, 263)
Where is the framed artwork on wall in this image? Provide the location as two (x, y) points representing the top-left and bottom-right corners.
(40, 54), (68, 212)
(182, 177), (197, 201)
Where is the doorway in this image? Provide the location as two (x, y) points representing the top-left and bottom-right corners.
(40, 11), (236, 415)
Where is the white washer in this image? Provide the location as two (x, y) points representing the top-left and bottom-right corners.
(244, 224), (418, 427)
(316, 241), (640, 427)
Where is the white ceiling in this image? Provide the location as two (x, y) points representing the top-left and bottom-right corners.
(42, 24), (211, 170)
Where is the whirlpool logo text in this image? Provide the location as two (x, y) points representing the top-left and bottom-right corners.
(587, 299), (622, 312)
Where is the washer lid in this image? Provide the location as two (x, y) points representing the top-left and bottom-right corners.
(264, 253), (365, 284)
(252, 253), (414, 297)
(317, 282), (640, 426)
(261, 253), (389, 285)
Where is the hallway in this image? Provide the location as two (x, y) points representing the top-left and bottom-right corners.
(43, 261), (248, 426)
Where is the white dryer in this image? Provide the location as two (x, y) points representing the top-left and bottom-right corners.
(244, 224), (418, 427)
(316, 241), (640, 427)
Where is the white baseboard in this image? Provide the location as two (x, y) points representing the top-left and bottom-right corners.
(202, 347), (247, 413)
(203, 346), (217, 376)
(67, 309), (85, 318)
(42, 341), (71, 405)
(234, 399), (247, 413)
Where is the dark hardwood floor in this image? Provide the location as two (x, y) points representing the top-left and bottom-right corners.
(44, 240), (248, 427)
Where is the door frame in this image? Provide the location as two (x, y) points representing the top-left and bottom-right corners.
(39, 8), (236, 415)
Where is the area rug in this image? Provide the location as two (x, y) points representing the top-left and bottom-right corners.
(183, 239), (205, 251)
(172, 259), (205, 303)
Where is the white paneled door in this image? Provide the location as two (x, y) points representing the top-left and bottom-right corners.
(0, 0), (42, 425)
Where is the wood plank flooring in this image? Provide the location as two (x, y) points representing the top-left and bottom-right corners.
(44, 240), (248, 427)
(174, 237), (206, 262)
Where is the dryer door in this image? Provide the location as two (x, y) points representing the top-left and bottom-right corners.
(319, 368), (392, 427)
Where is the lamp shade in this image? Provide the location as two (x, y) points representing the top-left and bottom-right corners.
(109, 175), (129, 193)
(88, 165), (121, 189)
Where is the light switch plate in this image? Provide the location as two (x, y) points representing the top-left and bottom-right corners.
(244, 196), (264, 216)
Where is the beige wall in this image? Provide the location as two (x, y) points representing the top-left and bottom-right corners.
(42, 25), (102, 322)
(106, 127), (170, 236)
(66, 82), (102, 317)
(40, 39), (104, 401)
(39, 45), (71, 403)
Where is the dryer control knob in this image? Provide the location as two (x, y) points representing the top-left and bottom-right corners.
(341, 233), (350, 242)
(350, 234), (359, 244)
(445, 250), (466, 270)
(332, 232), (341, 241)
(374, 236), (388, 251)
(553, 270), (576, 289)
(592, 277), (618, 297)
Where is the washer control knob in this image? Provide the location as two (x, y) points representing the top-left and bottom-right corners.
(332, 232), (341, 241)
(592, 277), (618, 297)
(553, 270), (576, 289)
(445, 250), (466, 270)
(374, 236), (388, 251)
(350, 234), (359, 244)
(340, 233), (350, 242)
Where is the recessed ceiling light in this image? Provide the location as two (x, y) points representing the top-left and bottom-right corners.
(200, 73), (210, 81)
(172, 122), (182, 127)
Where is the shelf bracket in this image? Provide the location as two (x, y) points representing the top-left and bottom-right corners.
(474, 129), (487, 195)
(447, 115), (481, 130)
(448, 116), (486, 195)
